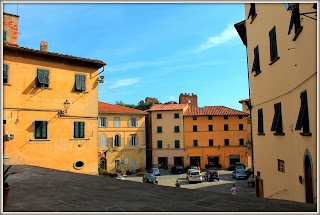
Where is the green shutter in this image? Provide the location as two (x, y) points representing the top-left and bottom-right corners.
(37, 69), (44, 83)
(3, 64), (8, 84)
(81, 75), (86, 91)
(79, 122), (85, 138)
(3, 30), (7, 42)
(74, 122), (79, 138)
(43, 70), (49, 85)
(35, 121), (41, 139)
(75, 75), (81, 91)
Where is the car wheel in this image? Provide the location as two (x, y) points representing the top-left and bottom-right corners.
(248, 182), (253, 187)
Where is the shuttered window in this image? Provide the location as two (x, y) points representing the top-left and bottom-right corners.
(295, 90), (310, 134)
(209, 139), (214, 146)
(157, 126), (162, 133)
(258, 109), (264, 134)
(35, 121), (48, 139)
(288, 5), (303, 40)
(252, 45), (261, 75)
(271, 103), (283, 134)
(3, 30), (7, 42)
(269, 26), (279, 63)
(247, 3), (257, 22)
(36, 69), (50, 88)
(75, 74), (86, 92)
(100, 134), (107, 147)
(174, 140), (180, 148)
(74, 122), (85, 138)
(157, 140), (162, 148)
(129, 118), (138, 127)
(224, 139), (229, 146)
(3, 64), (8, 84)
(174, 126), (180, 133)
(130, 135), (138, 146)
(193, 140), (198, 147)
(114, 134), (121, 147)
(114, 117), (120, 127)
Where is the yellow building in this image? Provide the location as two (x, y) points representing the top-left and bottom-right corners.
(184, 106), (249, 169)
(3, 12), (106, 175)
(98, 102), (147, 172)
(235, 3), (317, 203)
(239, 98), (252, 168)
(148, 104), (189, 169)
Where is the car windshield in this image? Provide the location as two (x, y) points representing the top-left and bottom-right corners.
(176, 166), (183, 169)
(190, 171), (200, 175)
(235, 165), (245, 170)
(191, 166), (197, 169)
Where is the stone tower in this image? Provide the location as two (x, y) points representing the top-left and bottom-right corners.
(179, 93), (198, 107)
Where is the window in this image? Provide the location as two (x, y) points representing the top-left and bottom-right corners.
(193, 116), (197, 120)
(258, 109), (264, 134)
(129, 118), (138, 127)
(239, 124), (243, 130)
(3, 64), (8, 84)
(114, 117), (120, 127)
(75, 74), (86, 92)
(174, 113), (179, 118)
(278, 159), (285, 173)
(193, 125), (197, 132)
(175, 140), (180, 148)
(224, 124), (229, 131)
(193, 140), (198, 147)
(239, 139), (244, 146)
(247, 3), (257, 23)
(288, 4), (303, 41)
(174, 126), (180, 133)
(115, 160), (120, 167)
(157, 140), (162, 148)
(224, 115), (228, 120)
(271, 102), (284, 134)
(239, 115), (243, 119)
(100, 134), (107, 147)
(130, 135), (138, 146)
(208, 116), (213, 120)
(36, 69), (50, 88)
(209, 139), (214, 146)
(295, 90), (310, 135)
(252, 45), (261, 75)
(157, 126), (162, 133)
(3, 30), (7, 42)
(269, 26), (279, 64)
(35, 121), (48, 139)
(99, 117), (108, 127)
(157, 114), (162, 119)
(208, 125), (213, 131)
(113, 134), (121, 147)
(74, 122), (85, 138)
(224, 139), (229, 146)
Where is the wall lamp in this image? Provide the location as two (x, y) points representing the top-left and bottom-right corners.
(64, 100), (70, 113)
(98, 76), (104, 83)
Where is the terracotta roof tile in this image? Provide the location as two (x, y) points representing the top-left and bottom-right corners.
(98, 102), (148, 114)
(184, 106), (249, 116)
(148, 104), (188, 111)
(4, 42), (106, 66)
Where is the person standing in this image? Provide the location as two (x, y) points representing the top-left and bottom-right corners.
(231, 184), (238, 195)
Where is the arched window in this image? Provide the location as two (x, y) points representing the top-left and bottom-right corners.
(114, 134), (121, 147)
(100, 134), (107, 148)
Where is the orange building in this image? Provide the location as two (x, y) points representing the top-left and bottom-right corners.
(183, 106), (249, 169)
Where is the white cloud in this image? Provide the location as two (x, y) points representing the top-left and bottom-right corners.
(108, 78), (139, 89)
(195, 24), (238, 53)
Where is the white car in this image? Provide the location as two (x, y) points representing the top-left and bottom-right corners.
(187, 170), (202, 184)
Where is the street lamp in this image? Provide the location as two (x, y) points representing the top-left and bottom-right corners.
(64, 100), (70, 113)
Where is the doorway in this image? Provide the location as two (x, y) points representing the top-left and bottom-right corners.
(174, 157), (184, 166)
(304, 155), (314, 203)
(158, 157), (168, 169)
(208, 156), (219, 167)
(190, 156), (200, 167)
(229, 155), (240, 165)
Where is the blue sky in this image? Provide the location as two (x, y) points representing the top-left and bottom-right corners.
(3, 3), (249, 110)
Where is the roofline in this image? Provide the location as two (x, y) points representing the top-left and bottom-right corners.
(4, 44), (106, 67)
(4, 12), (20, 17)
(183, 113), (249, 116)
(99, 111), (148, 115)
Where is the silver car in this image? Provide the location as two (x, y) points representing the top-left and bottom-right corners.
(232, 166), (247, 180)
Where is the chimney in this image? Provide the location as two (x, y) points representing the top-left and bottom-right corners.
(40, 41), (48, 52)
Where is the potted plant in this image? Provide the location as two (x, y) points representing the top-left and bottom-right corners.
(3, 165), (17, 207)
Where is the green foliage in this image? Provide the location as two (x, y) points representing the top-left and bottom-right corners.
(115, 99), (161, 111)
(217, 164), (222, 168)
(115, 166), (126, 175)
(98, 160), (103, 175)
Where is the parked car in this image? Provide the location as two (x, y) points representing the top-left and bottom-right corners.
(247, 174), (255, 187)
(171, 165), (184, 174)
(205, 170), (220, 182)
(187, 170), (202, 184)
(245, 167), (254, 177)
(184, 165), (197, 173)
(147, 168), (160, 176)
(232, 165), (247, 180)
(227, 162), (246, 171)
(142, 173), (158, 184)
(186, 168), (197, 179)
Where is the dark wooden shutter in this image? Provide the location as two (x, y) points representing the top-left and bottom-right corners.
(3, 30), (7, 41)
(79, 122), (85, 138)
(271, 103), (282, 132)
(296, 91), (308, 131)
(42, 121), (47, 138)
(74, 122), (79, 138)
(269, 26), (278, 62)
(43, 70), (49, 85)
(37, 69), (45, 84)
(35, 121), (41, 139)
(75, 75), (81, 91)
(258, 109), (264, 134)
(253, 46), (260, 73)
(248, 3), (256, 20)
(81, 75), (86, 91)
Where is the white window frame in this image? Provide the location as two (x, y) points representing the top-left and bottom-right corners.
(99, 117), (108, 127)
(114, 117), (120, 127)
(129, 118), (138, 127)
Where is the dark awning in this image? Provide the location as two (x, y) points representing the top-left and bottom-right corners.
(234, 20), (247, 46)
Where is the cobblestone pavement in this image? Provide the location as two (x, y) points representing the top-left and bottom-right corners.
(3, 165), (318, 213)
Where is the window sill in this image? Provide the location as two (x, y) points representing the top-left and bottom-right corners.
(250, 14), (257, 24)
(300, 132), (312, 136)
(35, 86), (52, 90)
(253, 71), (262, 77)
(98, 126), (108, 128)
(73, 91), (89, 94)
(273, 133), (285, 136)
(30, 139), (50, 142)
(257, 133), (265, 136)
(269, 56), (280, 66)
(70, 138), (89, 141)
(293, 27), (303, 41)
(3, 83), (11, 86)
